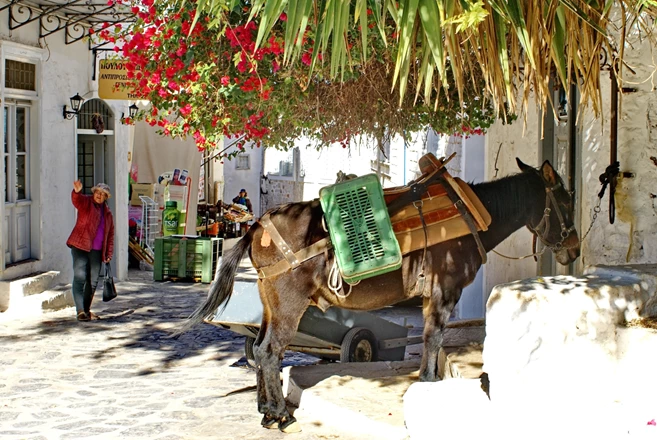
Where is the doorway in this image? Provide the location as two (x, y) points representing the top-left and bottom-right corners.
(540, 82), (580, 276)
(3, 102), (32, 264)
(77, 135), (108, 193)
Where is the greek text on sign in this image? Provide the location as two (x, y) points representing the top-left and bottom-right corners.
(98, 59), (141, 100)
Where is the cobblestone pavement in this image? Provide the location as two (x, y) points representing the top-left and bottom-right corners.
(1, 269), (373, 440)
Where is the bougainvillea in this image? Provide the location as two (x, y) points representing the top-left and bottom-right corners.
(98, 0), (509, 158)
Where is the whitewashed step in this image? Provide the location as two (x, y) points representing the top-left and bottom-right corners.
(0, 285), (73, 322)
(0, 271), (60, 313)
(12, 270), (60, 296)
(41, 284), (74, 311)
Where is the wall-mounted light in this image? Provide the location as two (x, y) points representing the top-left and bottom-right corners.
(62, 93), (84, 120)
(121, 103), (139, 124)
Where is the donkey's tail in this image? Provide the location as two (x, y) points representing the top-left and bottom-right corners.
(178, 230), (253, 333)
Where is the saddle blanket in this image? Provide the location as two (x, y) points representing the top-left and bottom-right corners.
(384, 162), (491, 256)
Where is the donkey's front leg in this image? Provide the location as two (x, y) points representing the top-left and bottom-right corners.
(419, 293), (458, 381)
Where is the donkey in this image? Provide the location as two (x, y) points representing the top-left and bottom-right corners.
(186, 158), (580, 432)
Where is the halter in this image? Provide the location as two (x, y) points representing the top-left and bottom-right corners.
(528, 181), (578, 252)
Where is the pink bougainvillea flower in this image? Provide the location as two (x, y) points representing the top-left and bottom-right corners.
(179, 104), (192, 116)
(648, 419), (656, 426)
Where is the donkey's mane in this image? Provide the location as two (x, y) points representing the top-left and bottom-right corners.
(470, 171), (543, 224)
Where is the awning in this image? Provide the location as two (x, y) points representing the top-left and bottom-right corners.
(0, 0), (135, 50)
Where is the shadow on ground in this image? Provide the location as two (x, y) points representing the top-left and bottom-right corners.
(19, 270), (320, 372)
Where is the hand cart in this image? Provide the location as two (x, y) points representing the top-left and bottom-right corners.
(205, 261), (420, 365)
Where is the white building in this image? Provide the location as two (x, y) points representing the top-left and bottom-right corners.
(0, 1), (133, 288)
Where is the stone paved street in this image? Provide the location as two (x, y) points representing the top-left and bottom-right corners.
(0, 269), (359, 440)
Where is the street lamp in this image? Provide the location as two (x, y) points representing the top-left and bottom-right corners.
(62, 93), (84, 120)
(121, 103), (139, 124)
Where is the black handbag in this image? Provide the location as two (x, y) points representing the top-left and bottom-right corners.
(102, 262), (118, 302)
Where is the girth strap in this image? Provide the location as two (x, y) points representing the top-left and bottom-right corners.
(257, 214), (331, 279)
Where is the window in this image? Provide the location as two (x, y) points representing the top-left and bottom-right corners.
(77, 141), (95, 195)
(236, 154), (250, 170)
(4, 104), (30, 202)
(5, 60), (36, 91)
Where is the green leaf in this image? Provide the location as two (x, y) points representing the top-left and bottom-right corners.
(417, 0), (445, 86)
(254, 0), (288, 51)
(551, 4), (567, 88)
(285, 0), (313, 64)
(356, 0), (368, 62)
(393, 0), (420, 102)
(492, 9), (512, 103)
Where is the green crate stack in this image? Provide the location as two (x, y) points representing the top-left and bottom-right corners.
(154, 237), (223, 283)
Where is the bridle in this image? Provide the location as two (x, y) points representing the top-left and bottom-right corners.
(528, 181), (578, 253)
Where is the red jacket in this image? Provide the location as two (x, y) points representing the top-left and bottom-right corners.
(66, 190), (115, 261)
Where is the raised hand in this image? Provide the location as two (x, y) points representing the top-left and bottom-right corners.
(73, 180), (83, 193)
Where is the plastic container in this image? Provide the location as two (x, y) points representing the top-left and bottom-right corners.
(319, 174), (402, 284)
(153, 237), (223, 283)
(162, 201), (180, 236)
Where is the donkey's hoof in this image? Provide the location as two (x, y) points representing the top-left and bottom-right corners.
(279, 416), (301, 433)
(261, 415), (278, 429)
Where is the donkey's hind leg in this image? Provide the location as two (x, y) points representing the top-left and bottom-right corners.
(419, 291), (459, 382)
(254, 282), (309, 433)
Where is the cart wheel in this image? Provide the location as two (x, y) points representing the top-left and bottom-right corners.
(244, 336), (257, 368)
(340, 327), (378, 363)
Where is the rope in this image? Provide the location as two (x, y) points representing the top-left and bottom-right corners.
(328, 258), (353, 299)
(492, 247), (547, 260)
(598, 161), (620, 224)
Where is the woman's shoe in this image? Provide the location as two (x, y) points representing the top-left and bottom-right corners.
(77, 311), (90, 321)
(88, 312), (101, 320)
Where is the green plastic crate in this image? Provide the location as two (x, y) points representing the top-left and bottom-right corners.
(154, 237), (223, 283)
(319, 174), (402, 284)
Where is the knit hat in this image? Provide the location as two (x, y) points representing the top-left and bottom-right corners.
(240, 188), (246, 193)
(91, 183), (111, 198)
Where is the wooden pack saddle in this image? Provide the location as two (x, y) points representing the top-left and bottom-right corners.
(383, 153), (491, 257)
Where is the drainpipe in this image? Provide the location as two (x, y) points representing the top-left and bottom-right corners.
(609, 63), (619, 224)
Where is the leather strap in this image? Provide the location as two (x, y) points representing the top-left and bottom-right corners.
(386, 167), (445, 216)
(258, 237), (331, 279)
(435, 170), (488, 264)
(259, 214), (300, 269)
(413, 200), (428, 295)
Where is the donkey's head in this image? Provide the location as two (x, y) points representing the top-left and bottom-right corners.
(517, 158), (580, 265)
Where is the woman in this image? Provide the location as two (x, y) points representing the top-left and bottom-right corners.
(66, 181), (115, 321)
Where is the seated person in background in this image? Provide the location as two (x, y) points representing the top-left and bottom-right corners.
(232, 189), (253, 213)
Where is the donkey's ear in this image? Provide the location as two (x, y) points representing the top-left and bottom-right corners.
(516, 158), (534, 172)
(540, 160), (557, 185)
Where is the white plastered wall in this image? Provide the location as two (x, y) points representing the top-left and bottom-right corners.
(483, 102), (542, 295)
(0, 17), (131, 281)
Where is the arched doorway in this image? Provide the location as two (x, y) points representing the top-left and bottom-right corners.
(75, 99), (116, 196)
